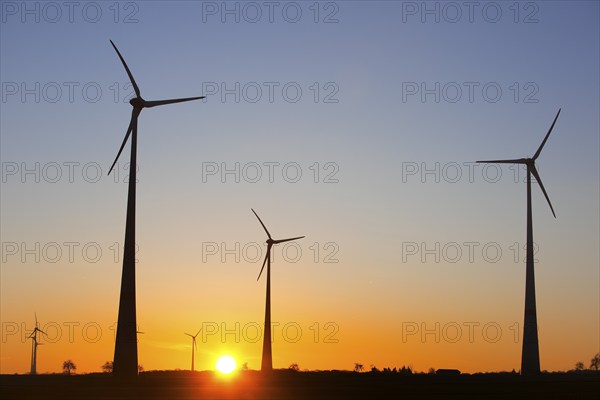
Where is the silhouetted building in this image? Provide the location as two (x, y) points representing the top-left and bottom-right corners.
(436, 369), (461, 376)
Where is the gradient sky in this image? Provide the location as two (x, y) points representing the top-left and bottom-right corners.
(1, 1), (599, 374)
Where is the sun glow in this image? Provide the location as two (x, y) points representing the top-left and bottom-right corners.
(215, 355), (236, 374)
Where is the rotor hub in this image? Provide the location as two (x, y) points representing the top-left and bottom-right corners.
(129, 97), (145, 108)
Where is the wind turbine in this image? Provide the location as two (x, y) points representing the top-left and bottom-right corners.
(28, 313), (47, 375)
(251, 209), (305, 372)
(477, 109), (560, 375)
(184, 329), (201, 372)
(108, 40), (205, 378)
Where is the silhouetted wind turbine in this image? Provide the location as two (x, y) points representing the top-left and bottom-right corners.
(28, 313), (47, 375)
(108, 40), (205, 378)
(184, 329), (201, 372)
(251, 209), (304, 372)
(477, 109), (560, 376)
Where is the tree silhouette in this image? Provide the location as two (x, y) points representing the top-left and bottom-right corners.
(62, 360), (76, 375)
(354, 363), (364, 373)
(241, 362), (249, 371)
(400, 366), (413, 376)
(575, 361), (585, 371)
(102, 361), (114, 373)
(288, 363), (300, 372)
(590, 353), (600, 371)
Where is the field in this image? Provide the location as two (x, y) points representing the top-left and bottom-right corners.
(2, 370), (599, 399)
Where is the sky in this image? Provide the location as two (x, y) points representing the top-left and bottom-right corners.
(1, 0), (599, 374)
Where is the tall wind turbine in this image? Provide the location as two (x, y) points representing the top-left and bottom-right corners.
(108, 40), (205, 378)
(28, 313), (46, 375)
(251, 209), (305, 372)
(184, 329), (201, 372)
(477, 109), (560, 375)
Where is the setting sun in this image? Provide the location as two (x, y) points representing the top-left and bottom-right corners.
(215, 356), (236, 374)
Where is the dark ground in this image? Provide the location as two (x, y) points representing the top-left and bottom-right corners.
(1, 370), (599, 399)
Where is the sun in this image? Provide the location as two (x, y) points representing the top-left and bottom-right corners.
(216, 355), (237, 374)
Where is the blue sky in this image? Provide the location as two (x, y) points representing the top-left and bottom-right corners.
(1, 1), (599, 373)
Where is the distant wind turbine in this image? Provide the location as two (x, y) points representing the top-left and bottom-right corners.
(108, 40), (205, 379)
(28, 313), (47, 375)
(184, 329), (201, 372)
(251, 209), (305, 372)
(477, 109), (561, 375)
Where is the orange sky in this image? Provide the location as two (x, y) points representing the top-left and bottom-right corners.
(1, 250), (598, 374)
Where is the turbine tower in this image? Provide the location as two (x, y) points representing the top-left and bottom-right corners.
(108, 40), (205, 378)
(251, 209), (304, 372)
(28, 313), (46, 375)
(477, 109), (560, 375)
(184, 329), (201, 372)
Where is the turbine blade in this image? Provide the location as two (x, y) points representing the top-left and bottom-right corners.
(533, 108), (561, 160)
(110, 40), (141, 97)
(108, 109), (138, 175)
(185, 333), (193, 337)
(144, 96), (205, 108)
(273, 236), (305, 244)
(195, 329), (201, 337)
(530, 165), (556, 218)
(34, 313), (38, 327)
(38, 329), (47, 336)
(257, 247), (271, 281)
(251, 209), (272, 239)
(476, 159), (526, 164)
